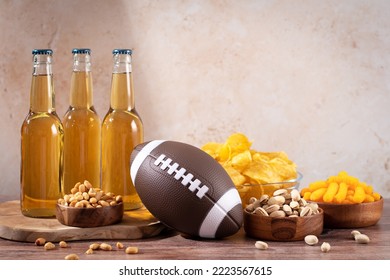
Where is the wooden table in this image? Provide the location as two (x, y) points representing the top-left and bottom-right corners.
(0, 197), (388, 260)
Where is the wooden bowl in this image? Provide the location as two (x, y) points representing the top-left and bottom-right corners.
(316, 197), (384, 228)
(243, 208), (324, 241)
(56, 203), (124, 228)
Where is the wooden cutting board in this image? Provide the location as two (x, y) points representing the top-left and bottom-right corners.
(0, 200), (167, 243)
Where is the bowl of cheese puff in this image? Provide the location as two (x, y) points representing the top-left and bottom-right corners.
(300, 171), (383, 228)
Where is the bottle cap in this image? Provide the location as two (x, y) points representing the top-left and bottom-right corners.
(113, 49), (132, 55)
(72, 48), (91, 54)
(32, 49), (53, 55)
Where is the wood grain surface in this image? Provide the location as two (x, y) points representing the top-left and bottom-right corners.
(0, 197), (389, 260)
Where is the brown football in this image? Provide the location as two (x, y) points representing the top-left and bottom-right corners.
(130, 140), (243, 239)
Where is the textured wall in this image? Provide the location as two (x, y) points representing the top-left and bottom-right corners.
(1, 0), (389, 200)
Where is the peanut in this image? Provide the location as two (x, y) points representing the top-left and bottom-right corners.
(116, 242), (124, 249)
(78, 183), (86, 193)
(65, 253), (79, 260)
(84, 180), (93, 190)
(125, 246), (139, 254)
(255, 241), (268, 250)
(89, 243), (100, 250)
(85, 248), (94, 255)
(321, 242), (331, 252)
(58, 180), (123, 208)
(304, 235), (319, 246)
(100, 243), (112, 251)
(35, 237), (46, 246)
(59, 241), (68, 248)
(44, 242), (55, 250)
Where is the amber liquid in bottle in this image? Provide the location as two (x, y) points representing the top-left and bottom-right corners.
(63, 49), (101, 193)
(102, 49), (143, 210)
(20, 49), (63, 218)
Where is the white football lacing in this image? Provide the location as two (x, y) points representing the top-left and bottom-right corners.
(154, 154), (209, 199)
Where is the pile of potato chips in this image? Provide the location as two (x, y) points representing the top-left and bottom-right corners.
(201, 133), (298, 204)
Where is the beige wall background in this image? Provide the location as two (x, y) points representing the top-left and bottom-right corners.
(1, 0), (389, 200)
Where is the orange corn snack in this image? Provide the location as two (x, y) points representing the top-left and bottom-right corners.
(301, 171), (381, 204)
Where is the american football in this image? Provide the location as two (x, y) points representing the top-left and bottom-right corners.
(130, 140), (243, 239)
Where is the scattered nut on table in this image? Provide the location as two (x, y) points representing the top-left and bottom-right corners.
(99, 243), (113, 251)
(65, 253), (79, 260)
(255, 241), (268, 250)
(59, 241), (68, 248)
(35, 237), (46, 246)
(125, 246), (139, 254)
(321, 242), (331, 252)
(44, 242), (55, 250)
(354, 234), (370, 244)
(304, 235), (319, 246)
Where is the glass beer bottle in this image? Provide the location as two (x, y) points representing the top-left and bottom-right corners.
(102, 49), (143, 210)
(63, 48), (101, 193)
(20, 49), (64, 218)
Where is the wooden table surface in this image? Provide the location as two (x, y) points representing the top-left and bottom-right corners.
(0, 197), (389, 260)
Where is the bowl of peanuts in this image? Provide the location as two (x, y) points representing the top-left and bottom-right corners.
(300, 171), (384, 228)
(56, 180), (124, 228)
(243, 188), (324, 241)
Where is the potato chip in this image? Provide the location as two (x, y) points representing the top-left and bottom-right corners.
(243, 161), (283, 184)
(231, 150), (252, 171)
(223, 164), (246, 186)
(201, 132), (298, 206)
(217, 143), (231, 163)
(268, 157), (297, 180)
(226, 133), (252, 155)
(201, 142), (222, 159)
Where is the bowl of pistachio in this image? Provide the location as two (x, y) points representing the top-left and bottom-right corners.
(243, 188), (324, 241)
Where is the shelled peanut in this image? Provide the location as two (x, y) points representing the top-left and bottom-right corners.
(58, 180), (123, 208)
(245, 188), (319, 217)
(300, 171), (381, 204)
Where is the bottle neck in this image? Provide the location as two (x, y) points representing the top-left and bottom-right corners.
(30, 54), (55, 113)
(110, 53), (135, 111)
(69, 53), (93, 109)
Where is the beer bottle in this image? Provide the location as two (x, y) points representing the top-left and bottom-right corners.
(102, 49), (143, 210)
(20, 49), (64, 218)
(63, 48), (101, 193)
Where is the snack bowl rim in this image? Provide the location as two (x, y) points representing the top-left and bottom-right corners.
(243, 207), (324, 241)
(56, 202), (124, 228)
(239, 171), (303, 188)
(312, 197), (384, 228)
